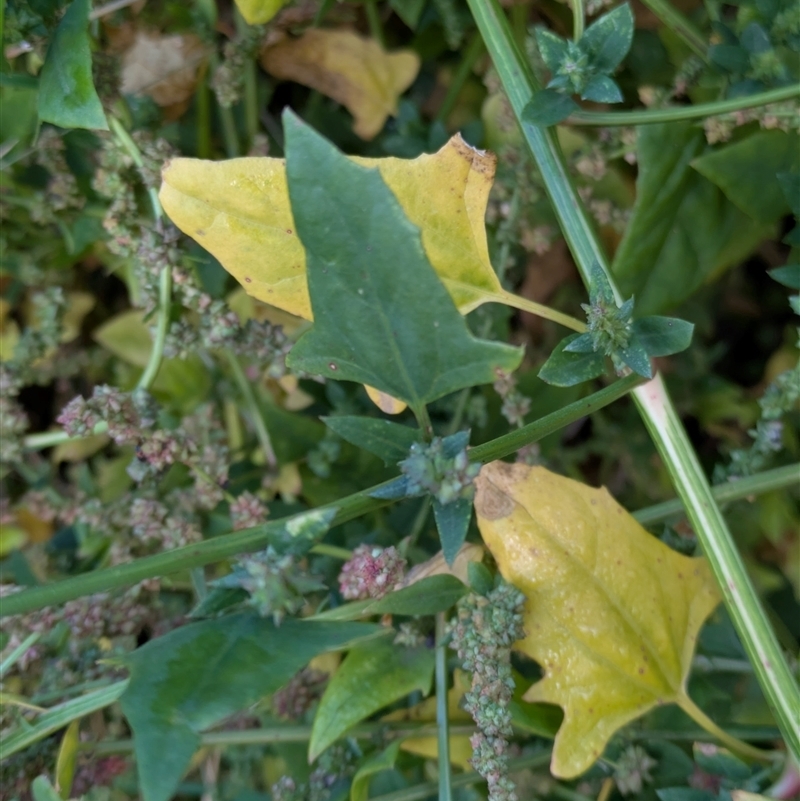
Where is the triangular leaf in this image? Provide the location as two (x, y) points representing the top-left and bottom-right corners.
(538, 334), (607, 386)
(37, 0), (108, 131)
(120, 615), (386, 801)
(632, 316), (694, 357)
(581, 2), (635, 74)
(768, 264), (800, 289)
(282, 111), (521, 415)
(474, 463), (721, 778)
(522, 89), (579, 128)
(350, 741), (402, 801)
(433, 496), (473, 566)
(234, 0), (286, 24)
(309, 638), (435, 760)
(323, 416), (421, 465)
(777, 171), (800, 217)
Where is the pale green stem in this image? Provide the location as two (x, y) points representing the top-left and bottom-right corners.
(235, 10), (259, 149)
(436, 612), (453, 801)
(436, 31), (485, 123)
(412, 403), (434, 440)
(190, 567), (208, 600)
(638, 0), (707, 58)
(678, 693), (776, 761)
(310, 543), (353, 560)
(225, 350), (277, 469)
(633, 463), (800, 526)
(568, 84), (800, 126)
(572, 0), (584, 40)
(494, 288), (587, 332)
(466, 0), (800, 760)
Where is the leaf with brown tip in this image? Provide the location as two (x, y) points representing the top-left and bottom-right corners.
(474, 462), (721, 778)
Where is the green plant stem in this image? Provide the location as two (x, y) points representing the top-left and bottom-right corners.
(467, 0), (800, 760)
(364, 0), (385, 47)
(413, 403), (434, 439)
(210, 53), (241, 158)
(310, 543), (353, 560)
(87, 723), (481, 754)
(436, 31), (485, 123)
(108, 116), (172, 393)
(637, 0), (707, 59)
(225, 350), (277, 469)
(435, 612), (453, 801)
(572, 0), (584, 40)
(1, 376), (640, 617)
(370, 751), (552, 801)
(24, 424), (108, 451)
(468, 373), (643, 462)
(633, 463), (800, 526)
(677, 694), (775, 761)
(568, 84), (800, 125)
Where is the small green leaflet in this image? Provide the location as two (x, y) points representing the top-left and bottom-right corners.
(323, 416), (421, 465)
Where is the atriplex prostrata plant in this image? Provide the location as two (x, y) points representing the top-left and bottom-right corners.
(0, 0), (798, 799)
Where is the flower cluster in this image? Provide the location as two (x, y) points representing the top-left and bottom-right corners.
(448, 580), (527, 801)
(614, 745), (658, 795)
(338, 544), (407, 600)
(400, 434), (480, 505)
(493, 369), (531, 428)
(229, 547), (325, 625)
(212, 25), (266, 108)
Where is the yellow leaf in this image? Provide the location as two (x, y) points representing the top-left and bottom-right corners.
(261, 30), (419, 140)
(234, 0), (286, 24)
(55, 720), (80, 799)
(473, 462), (721, 779)
(51, 433), (110, 464)
(61, 291), (96, 344)
(0, 525), (28, 557)
(364, 385), (407, 415)
(15, 507), (54, 543)
(159, 135), (502, 321)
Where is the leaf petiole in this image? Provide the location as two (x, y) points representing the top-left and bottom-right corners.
(494, 289), (587, 332)
(677, 693), (778, 762)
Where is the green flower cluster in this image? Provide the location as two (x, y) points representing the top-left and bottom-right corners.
(448, 580), (527, 801)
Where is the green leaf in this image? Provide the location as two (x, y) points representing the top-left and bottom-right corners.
(37, 0), (108, 130)
(31, 777), (62, 801)
(635, 172), (773, 315)
(521, 90), (579, 127)
(389, 0), (427, 28)
(691, 130), (799, 223)
(309, 638), (435, 761)
(580, 74), (623, 103)
(535, 27), (570, 73)
(769, 264), (800, 289)
(323, 416), (421, 465)
(267, 507), (339, 556)
(234, 0), (286, 24)
(633, 316), (694, 357)
(656, 790), (716, 801)
(311, 574), (468, 621)
(538, 334), (606, 386)
(432, 497), (473, 566)
(740, 22), (771, 54)
(612, 122), (705, 299)
(350, 741), (402, 801)
(617, 337), (652, 378)
(282, 111), (521, 418)
(709, 44), (750, 73)
(467, 561), (494, 595)
(119, 615), (386, 801)
(581, 2), (635, 73)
